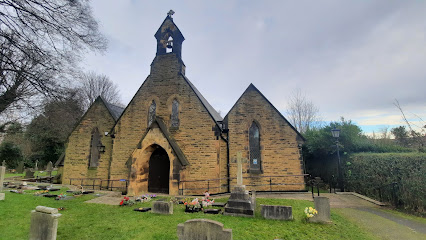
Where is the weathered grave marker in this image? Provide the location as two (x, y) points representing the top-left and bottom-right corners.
(29, 206), (62, 240)
(224, 151), (255, 217)
(34, 160), (39, 171)
(0, 166), (5, 192)
(261, 205), (293, 220)
(25, 170), (35, 179)
(1, 160), (5, 167)
(177, 219), (232, 240)
(152, 200), (173, 215)
(46, 161), (53, 172)
(309, 197), (331, 223)
(16, 161), (24, 174)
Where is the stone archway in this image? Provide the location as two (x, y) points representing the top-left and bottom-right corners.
(148, 147), (170, 193)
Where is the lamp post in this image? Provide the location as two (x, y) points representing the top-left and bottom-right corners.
(331, 128), (344, 192)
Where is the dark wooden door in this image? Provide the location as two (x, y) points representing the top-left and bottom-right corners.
(148, 148), (170, 193)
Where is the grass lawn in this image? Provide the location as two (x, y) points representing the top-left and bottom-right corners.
(0, 190), (378, 240)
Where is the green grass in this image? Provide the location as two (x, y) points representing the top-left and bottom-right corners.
(0, 190), (377, 240)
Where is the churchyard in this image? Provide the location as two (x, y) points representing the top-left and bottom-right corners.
(0, 188), (375, 240)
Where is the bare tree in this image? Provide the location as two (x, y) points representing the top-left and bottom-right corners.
(0, 0), (107, 115)
(79, 71), (121, 109)
(286, 89), (321, 133)
(394, 99), (425, 150)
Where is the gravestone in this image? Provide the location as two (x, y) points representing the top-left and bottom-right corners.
(0, 166), (5, 192)
(16, 161), (24, 174)
(261, 205), (293, 220)
(2, 160), (5, 167)
(309, 197), (331, 223)
(46, 161), (53, 172)
(152, 200), (173, 215)
(224, 152), (255, 217)
(25, 170), (35, 179)
(29, 206), (62, 240)
(177, 219), (232, 240)
(34, 160), (39, 171)
(0, 193), (4, 201)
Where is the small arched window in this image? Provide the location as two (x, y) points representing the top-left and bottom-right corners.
(171, 99), (179, 128)
(148, 100), (156, 127)
(249, 121), (261, 171)
(89, 127), (101, 168)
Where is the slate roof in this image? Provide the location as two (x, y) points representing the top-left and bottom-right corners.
(101, 97), (125, 121)
(181, 74), (223, 122)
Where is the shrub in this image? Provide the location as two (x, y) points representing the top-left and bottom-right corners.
(345, 153), (425, 214)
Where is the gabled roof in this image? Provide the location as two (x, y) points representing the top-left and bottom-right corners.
(135, 117), (189, 166)
(225, 83), (305, 141)
(181, 73), (223, 122)
(100, 96), (125, 121)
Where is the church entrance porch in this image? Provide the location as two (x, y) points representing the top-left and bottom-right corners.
(148, 147), (170, 193)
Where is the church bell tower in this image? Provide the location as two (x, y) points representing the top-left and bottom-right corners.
(154, 10), (185, 59)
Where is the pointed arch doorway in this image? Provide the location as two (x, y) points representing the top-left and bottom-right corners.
(148, 147), (170, 193)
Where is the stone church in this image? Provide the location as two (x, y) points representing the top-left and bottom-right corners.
(61, 14), (305, 195)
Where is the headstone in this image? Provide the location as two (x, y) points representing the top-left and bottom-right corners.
(177, 219), (232, 240)
(29, 206), (62, 240)
(1, 160), (5, 167)
(152, 200), (173, 215)
(25, 170), (35, 179)
(46, 161), (53, 172)
(0, 193), (4, 201)
(309, 197), (331, 223)
(16, 162), (24, 174)
(34, 160), (39, 171)
(0, 166), (5, 192)
(224, 152), (255, 217)
(261, 205), (293, 220)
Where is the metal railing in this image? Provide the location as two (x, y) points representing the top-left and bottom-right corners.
(178, 174), (308, 195)
(69, 178), (129, 192)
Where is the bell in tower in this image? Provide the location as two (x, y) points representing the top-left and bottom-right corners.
(155, 10), (185, 59)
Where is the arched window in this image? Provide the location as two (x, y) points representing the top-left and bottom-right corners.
(171, 99), (179, 127)
(249, 121), (261, 171)
(148, 100), (156, 127)
(89, 127), (101, 168)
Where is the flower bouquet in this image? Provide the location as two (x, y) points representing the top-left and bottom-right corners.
(119, 196), (135, 206)
(184, 198), (202, 213)
(304, 207), (318, 219)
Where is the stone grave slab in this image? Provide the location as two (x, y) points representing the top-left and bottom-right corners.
(309, 197), (331, 223)
(261, 205), (293, 220)
(152, 200), (173, 215)
(0, 193), (4, 201)
(29, 206), (62, 240)
(0, 166), (5, 192)
(177, 219), (232, 240)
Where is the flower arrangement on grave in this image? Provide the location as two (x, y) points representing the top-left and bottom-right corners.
(184, 198), (202, 212)
(34, 190), (49, 196)
(119, 196), (135, 206)
(135, 194), (156, 203)
(201, 197), (215, 208)
(55, 193), (67, 200)
(304, 207), (318, 219)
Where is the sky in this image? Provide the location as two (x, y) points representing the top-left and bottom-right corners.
(81, 0), (426, 136)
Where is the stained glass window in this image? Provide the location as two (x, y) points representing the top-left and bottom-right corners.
(249, 122), (261, 170)
(171, 99), (179, 127)
(148, 100), (156, 127)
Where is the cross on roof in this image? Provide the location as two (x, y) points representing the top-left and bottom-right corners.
(167, 10), (175, 17)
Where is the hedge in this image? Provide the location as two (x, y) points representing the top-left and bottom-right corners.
(345, 152), (425, 214)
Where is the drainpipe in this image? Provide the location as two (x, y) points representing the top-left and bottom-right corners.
(219, 132), (230, 193)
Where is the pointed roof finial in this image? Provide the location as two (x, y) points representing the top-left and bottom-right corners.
(167, 10), (175, 18)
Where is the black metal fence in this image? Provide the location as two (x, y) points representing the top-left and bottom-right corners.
(178, 174), (308, 195)
(69, 178), (129, 192)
